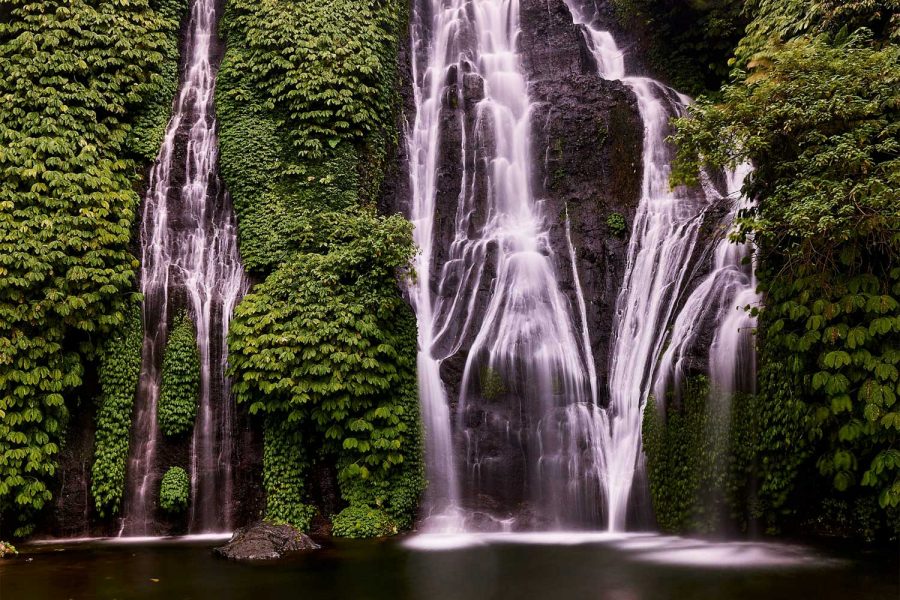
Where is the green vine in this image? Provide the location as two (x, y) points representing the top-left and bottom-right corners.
(0, 0), (182, 537)
(158, 310), (200, 437)
(263, 417), (316, 531)
(91, 303), (143, 519)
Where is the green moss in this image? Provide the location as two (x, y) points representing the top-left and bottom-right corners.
(91, 303), (143, 519)
(158, 310), (200, 437)
(606, 212), (627, 238)
(159, 466), (189, 514)
(480, 368), (506, 401)
(332, 505), (397, 538)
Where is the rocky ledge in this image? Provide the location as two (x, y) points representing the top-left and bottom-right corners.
(214, 522), (319, 560)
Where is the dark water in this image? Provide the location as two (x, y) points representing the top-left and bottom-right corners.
(1, 534), (897, 600)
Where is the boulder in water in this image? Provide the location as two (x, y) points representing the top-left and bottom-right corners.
(214, 522), (318, 560)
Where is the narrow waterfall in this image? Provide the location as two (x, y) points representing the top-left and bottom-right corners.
(561, 2), (728, 530)
(121, 0), (247, 536)
(655, 163), (760, 407)
(407, 0), (604, 529)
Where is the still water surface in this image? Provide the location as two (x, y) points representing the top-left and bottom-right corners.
(1, 533), (896, 599)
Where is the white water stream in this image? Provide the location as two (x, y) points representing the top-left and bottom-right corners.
(121, 0), (247, 536)
(407, 0), (603, 530)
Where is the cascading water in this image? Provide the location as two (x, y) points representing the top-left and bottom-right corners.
(407, 0), (605, 529)
(561, 2), (733, 530)
(655, 163), (760, 407)
(121, 0), (247, 536)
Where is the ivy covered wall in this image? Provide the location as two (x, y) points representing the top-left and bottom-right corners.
(0, 0), (184, 537)
(218, 0), (424, 537)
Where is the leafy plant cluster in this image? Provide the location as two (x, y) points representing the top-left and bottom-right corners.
(90, 304), (143, 519)
(611, 0), (747, 94)
(159, 466), (189, 514)
(262, 417), (316, 530)
(0, 0), (183, 536)
(332, 504), (397, 538)
(643, 377), (733, 532)
(219, 0), (424, 537)
(158, 310), (200, 437)
(672, 1), (900, 536)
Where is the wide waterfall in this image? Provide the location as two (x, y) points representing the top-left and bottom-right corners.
(406, 0), (761, 531)
(407, 0), (605, 529)
(120, 0), (247, 536)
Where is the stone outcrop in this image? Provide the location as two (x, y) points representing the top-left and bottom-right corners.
(214, 522), (318, 560)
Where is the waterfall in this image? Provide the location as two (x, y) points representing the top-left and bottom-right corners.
(121, 0), (247, 536)
(655, 163), (760, 405)
(561, 2), (737, 530)
(407, 0), (604, 529)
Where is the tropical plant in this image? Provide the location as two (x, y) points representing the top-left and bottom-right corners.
(159, 466), (189, 514)
(158, 311), (200, 437)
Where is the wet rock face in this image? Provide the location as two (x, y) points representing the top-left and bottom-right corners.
(214, 522), (319, 560)
(383, 0), (643, 518)
(521, 0), (643, 407)
(448, 0), (643, 517)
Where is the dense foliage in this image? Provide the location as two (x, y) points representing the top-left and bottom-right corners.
(0, 0), (182, 536)
(611, 0), (747, 94)
(90, 304), (143, 519)
(673, 0), (900, 536)
(158, 311), (199, 437)
(219, 0), (424, 536)
(228, 210), (424, 532)
(643, 378), (730, 532)
(262, 417), (316, 530)
(159, 466), (189, 514)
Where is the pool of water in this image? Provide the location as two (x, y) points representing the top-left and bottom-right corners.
(1, 533), (896, 599)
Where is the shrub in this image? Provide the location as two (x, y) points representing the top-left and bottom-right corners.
(158, 311), (200, 437)
(606, 212), (627, 238)
(332, 505), (397, 538)
(159, 466), (189, 514)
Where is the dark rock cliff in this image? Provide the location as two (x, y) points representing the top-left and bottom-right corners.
(521, 0), (643, 406)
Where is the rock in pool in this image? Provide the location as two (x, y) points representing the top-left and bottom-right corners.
(214, 522), (319, 560)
